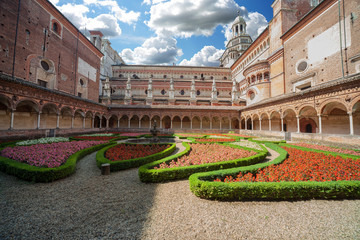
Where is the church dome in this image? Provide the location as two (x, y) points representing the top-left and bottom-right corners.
(232, 15), (246, 26)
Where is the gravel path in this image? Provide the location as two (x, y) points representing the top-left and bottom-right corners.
(0, 143), (359, 239)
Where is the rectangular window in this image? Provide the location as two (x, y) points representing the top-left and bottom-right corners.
(38, 80), (47, 88)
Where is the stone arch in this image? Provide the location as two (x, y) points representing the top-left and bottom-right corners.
(151, 115), (161, 128)
(109, 115), (118, 128)
(192, 116), (201, 129)
(0, 94), (13, 130)
(221, 116), (230, 130)
(298, 106), (318, 133)
(130, 115), (139, 128)
(172, 116), (181, 129)
(252, 114), (260, 130)
(59, 107), (73, 129)
(74, 109), (84, 129)
(162, 116), (171, 129)
(260, 112), (269, 131)
(270, 111), (281, 131)
(320, 101), (349, 134)
(140, 115), (150, 129)
(40, 103), (58, 129)
(85, 111), (93, 128)
(282, 108), (297, 132)
(14, 100), (39, 129)
(182, 116), (191, 129)
(202, 116), (210, 130)
(119, 115), (129, 128)
(231, 117), (239, 130)
(212, 116), (220, 129)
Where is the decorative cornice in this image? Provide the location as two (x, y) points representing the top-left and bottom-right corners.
(267, 47), (284, 64)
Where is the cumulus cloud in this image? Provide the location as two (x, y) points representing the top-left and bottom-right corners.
(83, 0), (140, 25)
(120, 35), (183, 65)
(146, 0), (247, 38)
(56, 3), (122, 37)
(49, 0), (59, 5)
(179, 46), (224, 67)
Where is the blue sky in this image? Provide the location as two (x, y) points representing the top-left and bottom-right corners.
(50, 0), (273, 66)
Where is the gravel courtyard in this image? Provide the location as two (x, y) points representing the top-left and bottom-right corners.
(1, 147), (360, 240)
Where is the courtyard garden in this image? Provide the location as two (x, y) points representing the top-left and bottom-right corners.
(0, 132), (359, 201)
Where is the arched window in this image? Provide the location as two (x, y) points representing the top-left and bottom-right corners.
(53, 22), (58, 33)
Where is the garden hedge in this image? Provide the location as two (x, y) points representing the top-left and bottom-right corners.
(280, 143), (360, 159)
(96, 143), (176, 171)
(138, 142), (268, 183)
(0, 142), (112, 183)
(249, 138), (286, 144)
(189, 143), (360, 201)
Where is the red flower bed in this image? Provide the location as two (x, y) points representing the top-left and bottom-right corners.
(226, 134), (253, 138)
(155, 143), (256, 169)
(74, 136), (118, 141)
(195, 138), (236, 143)
(105, 144), (170, 161)
(290, 143), (360, 156)
(216, 147), (360, 183)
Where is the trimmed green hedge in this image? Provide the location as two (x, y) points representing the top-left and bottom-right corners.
(189, 143), (360, 201)
(138, 142), (268, 183)
(0, 142), (112, 183)
(96, 143), (176, 171)
(280, 143), (360, 159)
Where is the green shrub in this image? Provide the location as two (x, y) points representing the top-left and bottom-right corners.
(189, 143), (360, 201)
(0, 142), (112, 183)
(96, 143), (176, 171)
(249, 138), (286, 144)
(138, 142), (268, 183)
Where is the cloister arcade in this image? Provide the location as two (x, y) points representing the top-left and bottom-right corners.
(240, 98), (360, 135)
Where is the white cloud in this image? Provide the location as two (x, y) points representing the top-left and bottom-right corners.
(142, 0), (167, 5)
(179, 46), (224, 67)
(56, 3), (122, 37)
(146, 0), (247, 38)
(49, 0), (59, 5)
(83, 0), (140, 25)
(120, 35), (183, 65)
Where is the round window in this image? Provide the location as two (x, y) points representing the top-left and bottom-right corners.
(297, 61), (308, 73)
(145, 89), (148, 94)
(196, 90), (201, 96)
(180, 90), (185, 95)
(249, 91), (255, 100)
(41, 60), (50, 71)
(80, 79), (84, 86)
(161, 89), (166, 95)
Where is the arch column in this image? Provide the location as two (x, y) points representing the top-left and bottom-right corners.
(139, 120), (141, 129)
(117, 118), (120, 128)
(269, 118), (272, 131)
(251, 119), (254, 130)
(71, 115), (74, 129)
(318, 114), (322, 134)
(259, 118), (262, 131)
(220, 120), (222, 130)
(200, 119), (203, 130)
(56, 113), (60, 129)
(296, 116), (300, 133)
(281, 117), (284, 132)
(349, 112), (354, 135)
(191, 119), (193, 129)
(170, 119), (173, 129)
(245, 119), (247, 130)
(128, 118), (131, 128)
(229, 119), (231, 130)
(106, 118), (109, 128)
(83, 116), (85, 129)
(9, 110), (15, 130)
(92, 117), (95, 128)
(159, 119), (162, 129)
(37, 112), (41, 129)
(210, 120), (212, 130)
(180, 119), (183, 129)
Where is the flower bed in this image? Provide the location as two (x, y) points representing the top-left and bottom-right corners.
(73, 136), (119, 141)
(16, 137), (70, 146)
(139, 143), (267, 183)
(1, 141), (107, 168)
(218, 147), (360, 182)
(106, 144), (171, 161)
(225, 134), (253, 138)
(207, 135), (232, 139)
(156, 143), (256, 169)
(194, 138), (236, 143)
(96, 143), (176, 171)
(189, 144), (360, 201)
(0, 142), (111, 182)
(230, 141), (263, 151)
(289, 143), (360, 156)
(250, 137), (285, 144)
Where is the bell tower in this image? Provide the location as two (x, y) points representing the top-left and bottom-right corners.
(220, 12), (253, 68)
